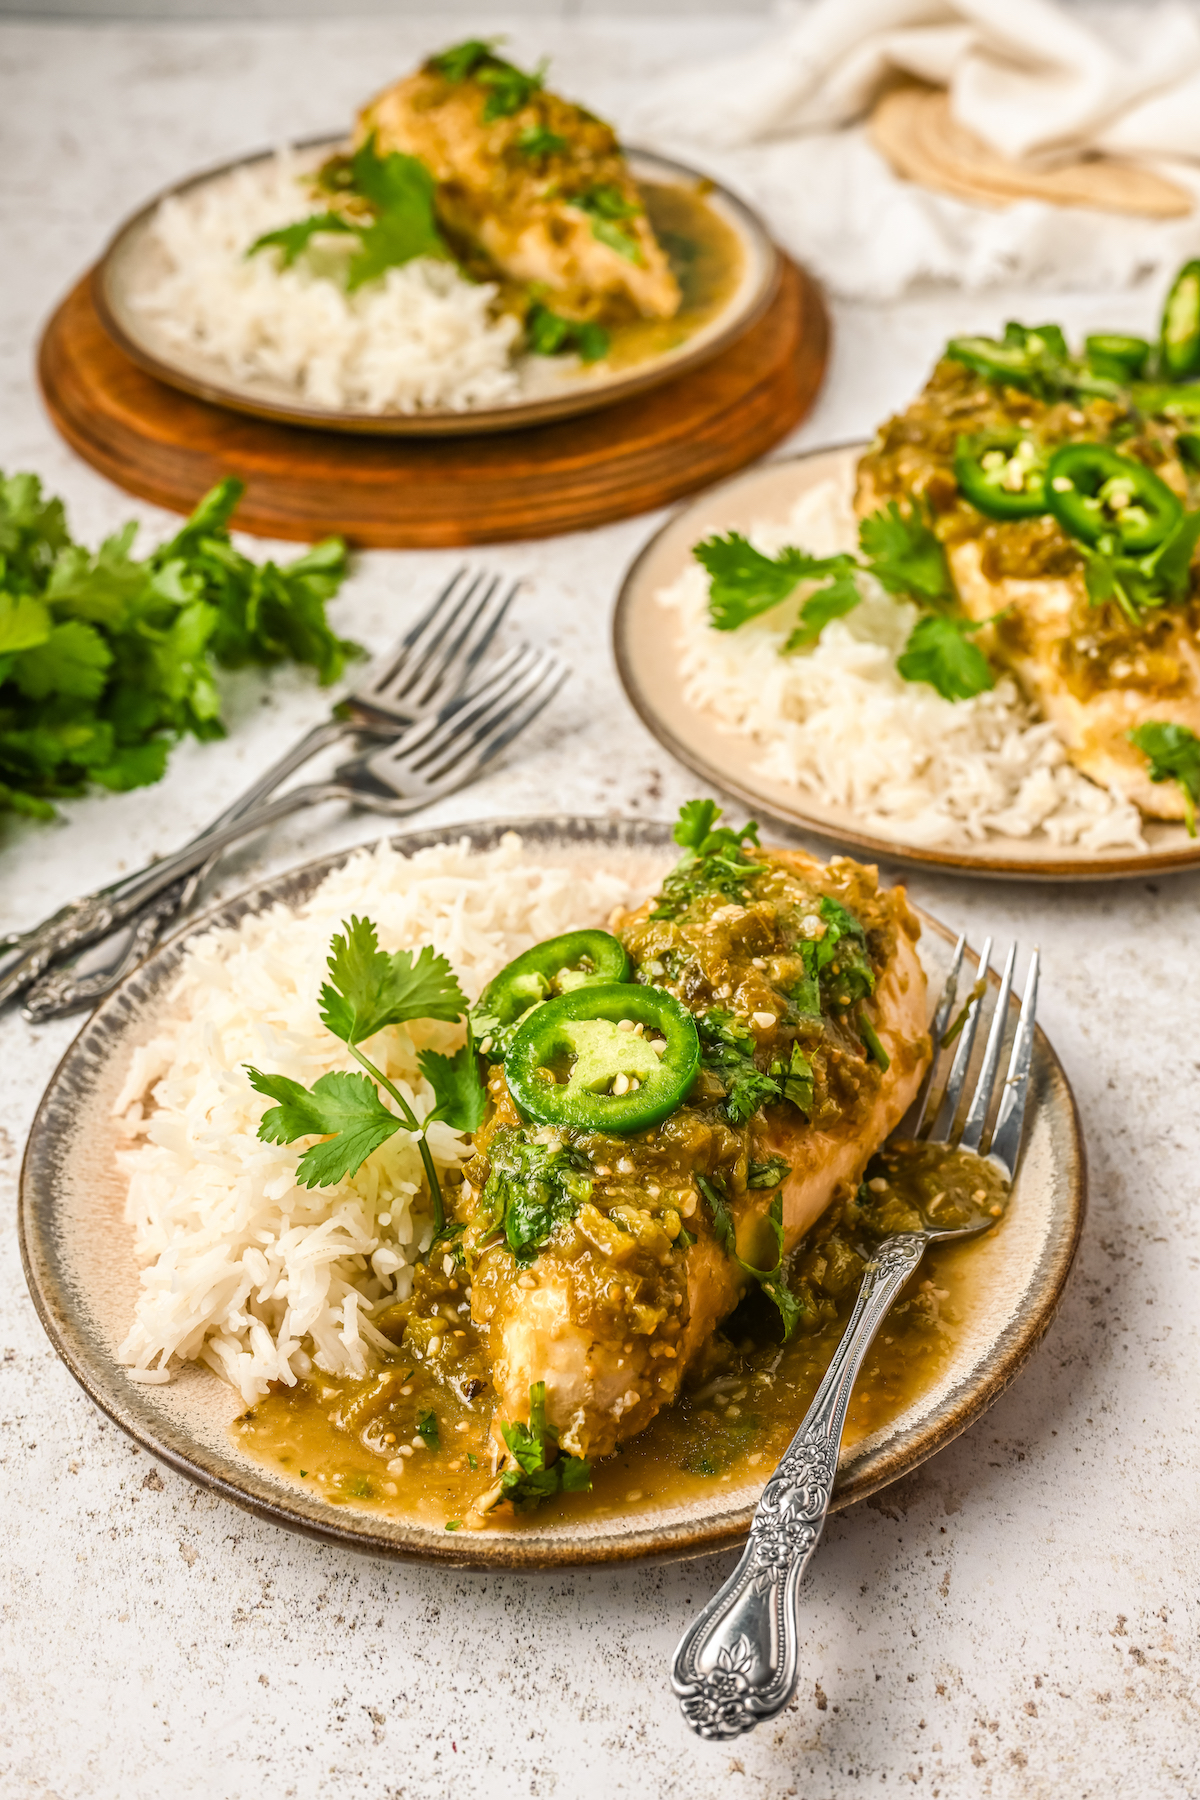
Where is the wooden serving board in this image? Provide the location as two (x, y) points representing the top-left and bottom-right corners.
(37, 260), (828, 548)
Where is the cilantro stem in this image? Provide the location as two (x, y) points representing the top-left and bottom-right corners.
(347, 1043), (445, 1234)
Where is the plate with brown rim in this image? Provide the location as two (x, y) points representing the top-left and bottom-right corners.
(614, 445), (1200, 881)
(19, 815), (1084, 1569)
(93, 142), (779, 438)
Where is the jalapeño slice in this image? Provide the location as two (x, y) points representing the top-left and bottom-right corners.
(506, 983), (700, 1134)
(1084, 333), (1151, 384)
(472, 929), (630, 1058)
(954, 431), (1048, 519)
(1045, 443), (1182, 553)
(1160, 260), (1200, 382)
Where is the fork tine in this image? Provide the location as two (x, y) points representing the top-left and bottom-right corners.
(895, 933), (965, 1140)
(354, 567), (478, 705)
(429, 658), (569, 785)
(402, 573), (522, 715)
(959, 942), (1016, 1152)
(929, 936), (992, 1143)
(988, 947), (1040, 1179)
(372, 646), (539, 773)
(414, 655), (565, 783)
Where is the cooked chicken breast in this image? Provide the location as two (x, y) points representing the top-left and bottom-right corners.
(358, 62), (680, 325)
(856, 364), (1200, 823)
(464, 847), (929, 1465)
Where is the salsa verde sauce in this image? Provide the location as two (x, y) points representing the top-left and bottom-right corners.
(235, 1142), (1009, 1534)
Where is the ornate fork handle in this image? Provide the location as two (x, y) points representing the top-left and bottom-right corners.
(672, 1233), (927, 1741)
(0, 782), (343, 1011)
(20, 870), (203, 1021)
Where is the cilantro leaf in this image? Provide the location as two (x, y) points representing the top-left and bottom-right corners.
(782, 1043), (814, 1113)
(696, 1008), (780, 1125)
(525, 302), (609, 364)
(248, 212), (355, 268)
(479, 1128), (592, 1262)
(673, 797), (721, 851)
(245, 1066), (401, 1188)
(697, 1177), (801, 1339)
(659, 800), (762, 918)
(247, 139), (449, 295)
(896, 613), (995, 701)
(1130, 719), (1200, 835)
(782, 567), (862, 653)
(747, 1155), (791, 1190)
(416, 1409), (440, 1450)
(499, 1381), (592, 1509)
(429, 38), (502, 83)
(344, 143), (449, 289)
(571, 186), (643, 263)
(12, 620), (112, 701)
(418, 1035), (487, 1132)
(858, 501), (953, 605)
(319, 916), (468, 1046)
(0, 594), (51, 655)
(477, 57), (546, 122)
(516, 124), (566, 157)
(693, 532), (852, 631)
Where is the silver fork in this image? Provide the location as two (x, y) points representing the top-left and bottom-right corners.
(10, 645), (567, 1019)
(3, 567), (522, 1016)
(672, 939), (1041, 1742)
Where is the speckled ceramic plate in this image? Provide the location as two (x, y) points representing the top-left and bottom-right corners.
(20, 816), (1084, 1569)
(614, 445), (1200, 881)
(93, 141), (778, 436)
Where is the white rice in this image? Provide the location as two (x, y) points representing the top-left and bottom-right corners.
(658, 478), (1147, 852)
(135, 149), (525, 414)
(114, 833), (638, 1403)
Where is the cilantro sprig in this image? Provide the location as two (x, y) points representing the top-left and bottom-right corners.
(692, 499), (992, 704)
(1129, 720), (1200, 835)
(0, 474), (356, 822)
(499, 1381), (592, 1508)
(697, 1175), (802, 1339)
(654, 799), (762, 917)
(1080, 508), (1200, 627)
(430, 39), (547, 121)
(250, 137), (449, 292)
(246, 916), (485, 1230)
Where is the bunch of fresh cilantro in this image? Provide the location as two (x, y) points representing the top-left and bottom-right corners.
(693, 500), (994, 704)
(246, 915), (487, 1231)
(0, 473), (357, 821)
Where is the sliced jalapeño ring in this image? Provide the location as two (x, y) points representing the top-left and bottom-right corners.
(472, 929), (630, 1059)
(505, 982), (700, 1135)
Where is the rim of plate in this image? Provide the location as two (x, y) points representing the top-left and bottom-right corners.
(19, 816), (1085, 1570)
(93, 140), (780, 438)
(613, 444), (1200, 881)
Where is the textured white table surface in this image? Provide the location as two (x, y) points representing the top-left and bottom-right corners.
(2, 18), (1198, 1800)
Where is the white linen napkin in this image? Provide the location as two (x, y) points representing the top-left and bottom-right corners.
(630, 0), (1200, 299)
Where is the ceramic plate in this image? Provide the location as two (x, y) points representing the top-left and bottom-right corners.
(20, 816), (1084, 1569)
(614, 446), (1200, 880)
(93, 142), (778, 437)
